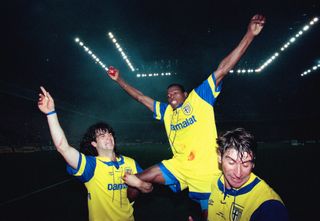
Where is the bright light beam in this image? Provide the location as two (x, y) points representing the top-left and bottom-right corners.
(74, 37), (109, 72)
(107, 32), (136, 72)
(230, 16), (319, 74)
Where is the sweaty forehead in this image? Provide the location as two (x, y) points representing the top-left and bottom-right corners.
(224, 148), (253, 162)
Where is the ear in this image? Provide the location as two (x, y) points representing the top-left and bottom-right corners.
(218, 151), (222, 164)
(184, 92), (188, 98)
(91, 141), (97, 148)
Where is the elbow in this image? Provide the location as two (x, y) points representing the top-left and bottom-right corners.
(54, 139), (69, 154)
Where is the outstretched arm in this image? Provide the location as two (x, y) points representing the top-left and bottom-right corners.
(214, 14), (266, 86)
(107, 67), (155, 112)
(38, 86), (79, 169)
(107, 66), (154, 112)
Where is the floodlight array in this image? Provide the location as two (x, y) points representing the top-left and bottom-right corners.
(108, 32), (135, 72)
(300, 62), (320, 77)
(136, 72), (174, 78)
(74, 37), (109, 71)
(230, 16), (319, 74)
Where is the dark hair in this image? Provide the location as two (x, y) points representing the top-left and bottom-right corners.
(167, 83), (186, 93)
(80, 122), (118, 156)
(217, 128), (257, 162)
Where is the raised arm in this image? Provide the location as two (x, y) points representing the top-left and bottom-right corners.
(38, 86), (79, 169)
(107, 67), (155, 112)
(214, 14), (266, 86)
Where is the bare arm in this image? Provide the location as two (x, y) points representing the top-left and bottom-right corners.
(214, 14), (266, 86)
(38, 86), (79, 169)
(123, 173), (153, 193)
(107, 67), (155, 112)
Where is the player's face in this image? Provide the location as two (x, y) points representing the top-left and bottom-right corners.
(93, 129), (115, 151)
(167, 86), (187, 109)
(220, 148), (254, 189)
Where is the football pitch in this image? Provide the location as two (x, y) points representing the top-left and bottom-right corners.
(0, 142), (318, 221)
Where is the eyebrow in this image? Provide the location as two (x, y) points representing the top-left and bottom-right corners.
(225, 155), (253, 164)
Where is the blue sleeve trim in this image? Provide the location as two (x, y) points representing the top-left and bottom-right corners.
(80, 156), (96, 183)
(159, 103), (168, 121)
(134, 161), (143, 173)
(158, 162), (181, 193)
(194, 80), (215, 105)
(153, 101), (168, 121)
(66, 152), (82, 175)
(194, 73), (221, 106)
(212, 72), (223, 92)
(67, 155), (96, 183)
(218, 177), (261, 196)
(152, 100), (157, 119)
(250, 200), (289, 221)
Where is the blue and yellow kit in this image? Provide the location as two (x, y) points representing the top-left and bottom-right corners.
(208, 173), (288, 221)
(67, 153), (142, 221)
(153, 73), (222, 199)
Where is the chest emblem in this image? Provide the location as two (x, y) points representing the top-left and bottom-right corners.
(230, 202), (243, 221)
(182, 103), (193, 115)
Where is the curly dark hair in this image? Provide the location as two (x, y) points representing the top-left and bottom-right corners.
(80, 122), (118, 156)
(217, 128), (257, 163)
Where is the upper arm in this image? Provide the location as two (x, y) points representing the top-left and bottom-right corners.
(137, 95), (155, 112)
(59, 146), (80, 170)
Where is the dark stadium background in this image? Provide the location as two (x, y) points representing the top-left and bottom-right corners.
(1, 0), (319, 220)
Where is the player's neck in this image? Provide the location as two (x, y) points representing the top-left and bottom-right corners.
(98, 150), (116, 161)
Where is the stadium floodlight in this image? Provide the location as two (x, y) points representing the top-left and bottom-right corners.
(136, 72), (175, 78)
(108, 32), (136, 72)
(74, 37), (109, 72)
(301, 62), (320, 77)
(229, 16), (319, 75)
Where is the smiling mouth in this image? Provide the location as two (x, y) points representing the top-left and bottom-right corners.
(170, 100), (177, 105)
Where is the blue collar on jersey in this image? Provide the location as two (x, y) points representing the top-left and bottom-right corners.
(99, 155), (124, 169)
(218, 175), (261, 197)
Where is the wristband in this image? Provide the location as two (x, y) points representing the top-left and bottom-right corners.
(46, 110), (56, 116)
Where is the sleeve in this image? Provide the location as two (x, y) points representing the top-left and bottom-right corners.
(250, 200), (289, 221)
(66, 153), (96, 183)
(134, 160), (143, 174)
(194, 72), (222, 106)
(153, 100), (168, 121)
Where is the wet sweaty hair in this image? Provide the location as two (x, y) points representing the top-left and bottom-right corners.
(80, 122), (118, 156)
(167, 83), (186, 93)
(217, 128), (257, 163)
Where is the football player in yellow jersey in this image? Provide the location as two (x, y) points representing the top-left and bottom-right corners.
(108, 14), (266, 220)
(199, 128), (288, 221)
(38, 86), (150, 221)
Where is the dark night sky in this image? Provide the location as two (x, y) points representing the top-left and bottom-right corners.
(1, 0), (320, 145)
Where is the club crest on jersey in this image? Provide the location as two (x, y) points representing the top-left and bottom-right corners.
(182, 103), (193, 115)
(230, 202), (243, 221)
(125, 167), (132, 174)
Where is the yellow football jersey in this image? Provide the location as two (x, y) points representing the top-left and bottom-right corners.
(208, 173), (288, 221)
(67, 153), (142, 221)
(154, 74), (222, 193)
